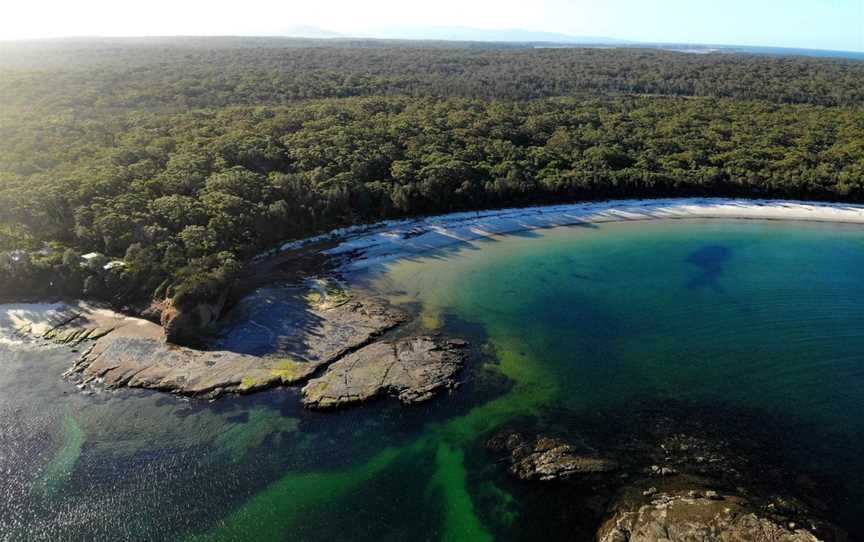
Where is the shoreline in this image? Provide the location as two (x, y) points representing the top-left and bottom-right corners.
(4, 197), (864, 403)
(271, 198), (864, 272)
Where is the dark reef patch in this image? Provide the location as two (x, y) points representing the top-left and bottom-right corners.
(482, 398), (855, 541)
(685, 244), (734, 290)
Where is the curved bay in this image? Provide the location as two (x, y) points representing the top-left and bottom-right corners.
(2, 219), (864, 541)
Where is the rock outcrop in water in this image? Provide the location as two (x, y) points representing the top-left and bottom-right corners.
(72, 295), (405, 397)
(302, 337), (466, 409)
(487, 403), (849, 542)
(598, 488), (824, 542)
(2, 289), (444, 403)
(487, 429), (617, 481)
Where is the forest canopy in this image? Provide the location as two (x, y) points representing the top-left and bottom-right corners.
(2, 39), (863, 306)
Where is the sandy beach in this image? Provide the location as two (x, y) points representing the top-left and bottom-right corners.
(275, 198), (864, 271)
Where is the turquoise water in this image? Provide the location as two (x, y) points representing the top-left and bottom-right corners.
(1, 219), (863, 540)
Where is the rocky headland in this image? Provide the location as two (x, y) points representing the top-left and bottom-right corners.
(1, 281), (468, 407)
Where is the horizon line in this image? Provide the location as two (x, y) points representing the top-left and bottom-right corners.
(1, 34), (863, 56)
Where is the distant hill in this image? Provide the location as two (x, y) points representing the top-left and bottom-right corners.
(358, 25), (628, 44)
(2, 33), (861, 63)
(274, 25), (343, 39)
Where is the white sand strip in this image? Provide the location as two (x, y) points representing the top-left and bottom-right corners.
(272, 198), (864, 272)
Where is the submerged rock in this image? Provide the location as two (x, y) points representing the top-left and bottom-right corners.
(487, 429), (617, 481)
(597, 488), (826, 542)
(301, 337), (466, 409)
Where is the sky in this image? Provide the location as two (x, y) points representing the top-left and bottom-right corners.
(2, 0), (863, 52)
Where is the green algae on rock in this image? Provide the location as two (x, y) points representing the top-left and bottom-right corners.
(303, 279), (353, 311)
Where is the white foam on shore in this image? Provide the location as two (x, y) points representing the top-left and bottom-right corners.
(268, 198), (864, 273)
(0, 300), (155, 346)
(0, 302), (69, 331)
(0, 302), (70, 345)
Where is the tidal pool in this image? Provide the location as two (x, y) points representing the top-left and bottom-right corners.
(2, 219), (864, 541)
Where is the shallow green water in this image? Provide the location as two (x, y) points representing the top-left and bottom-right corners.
(2, 219), (864, 541)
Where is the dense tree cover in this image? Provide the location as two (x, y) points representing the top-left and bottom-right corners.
(3, 39), (864, 110)
(1, 40), (864, 306)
